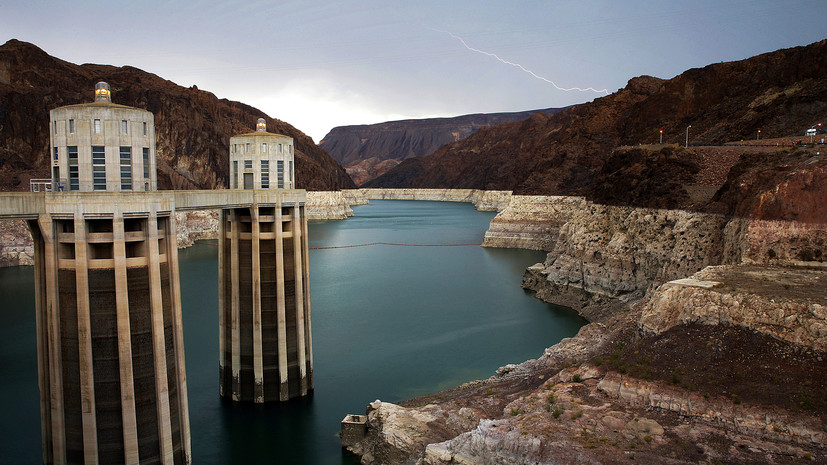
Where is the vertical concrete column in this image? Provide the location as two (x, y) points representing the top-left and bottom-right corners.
(300, 205), (314, 389)
(292, 206), (307, 395)
(112, 213), (140, 464)
(250, 205), (264, 402)
(218, 210), (227, 397)
(146, 213), (174, 464)
(30, 217), (62, 464)
(230, 209), (241, 401)
(275, 205), (289, 401)
(27, 220), (50, 463)
(165, 209), (192, 464)
(73, 215), (99, 464)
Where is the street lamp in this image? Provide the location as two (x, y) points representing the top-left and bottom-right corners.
(659, 129), (663, 144)
(757, 129), (761, 141)
(685, 125), (691, 148)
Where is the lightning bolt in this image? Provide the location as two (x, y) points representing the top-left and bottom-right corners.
(430, 27), (609, 95)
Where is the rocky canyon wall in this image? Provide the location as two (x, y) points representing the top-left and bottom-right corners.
(481, 195), (587, 251)
(305, 191), (355, 220)
(519, 202), (731, 321)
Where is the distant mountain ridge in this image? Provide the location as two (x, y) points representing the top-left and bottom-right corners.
(0, 39), (355, 191)
(319, 108), (565, 185)
(365, 40), (827, 202)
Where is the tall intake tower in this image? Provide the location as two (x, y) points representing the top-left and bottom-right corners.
(31, 82), (191, 464)
(219, 119), (313, 402)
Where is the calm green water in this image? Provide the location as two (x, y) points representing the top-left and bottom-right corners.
(0, 200), (585, 464)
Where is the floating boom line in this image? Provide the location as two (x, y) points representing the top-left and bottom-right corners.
(310, 242), (480, 250)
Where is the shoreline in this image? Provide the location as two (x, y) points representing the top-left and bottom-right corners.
(332, 189), (827, 464)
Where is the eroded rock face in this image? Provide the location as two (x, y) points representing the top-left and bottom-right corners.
(347, 401), (480, 465)
(175, 210), (219, 248)
(481, 196), (586, 251)
(639, 265), (827, 351)
(521, 204), (728, 320)
(0, 219), (33, 266)
(305, 191), (354, 220)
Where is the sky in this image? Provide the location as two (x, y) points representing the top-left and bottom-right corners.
(1, 0), (824, 142)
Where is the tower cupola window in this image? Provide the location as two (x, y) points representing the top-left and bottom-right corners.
(256, 118), (266, 132)
(95, 82), (111, 103)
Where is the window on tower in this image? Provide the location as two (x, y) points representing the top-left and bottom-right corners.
(92, 146), (106, 190)
(120, 147), (132, 190)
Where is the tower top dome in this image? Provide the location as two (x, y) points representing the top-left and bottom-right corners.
(256, 118), (267, 132)
(95, 82), (111, 103)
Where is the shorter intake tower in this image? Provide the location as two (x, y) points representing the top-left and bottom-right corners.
(219, 119), (313, 402)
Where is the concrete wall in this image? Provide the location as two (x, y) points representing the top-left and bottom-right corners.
(229, 131), (295, 190)
(50, 103), (157, 192)
(31, 196), (191, 464)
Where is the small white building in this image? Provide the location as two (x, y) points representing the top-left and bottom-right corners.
(229, 119), (295, 189)
(49, 82), (157, 192)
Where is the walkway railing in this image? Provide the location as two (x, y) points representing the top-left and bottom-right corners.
(29, 179), (53, 192)
(29, 178), (67, 192)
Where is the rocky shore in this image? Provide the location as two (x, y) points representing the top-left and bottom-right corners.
(343, 156), (827, 463)
(345, 263), (827, 465)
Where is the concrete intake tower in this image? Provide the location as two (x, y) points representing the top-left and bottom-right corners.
(219, 119), (313, 402)
(34, 82), (191, 464)
(0, 83), (316, 463)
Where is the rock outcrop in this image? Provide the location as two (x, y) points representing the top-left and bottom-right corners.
(521, 204), (729, 321)
(175, 210), (219, 248)
(481, 196), (586, 251)
(0, 219), (33, 266)
(640, 265), (827, 351)
(305, 191), (355, 220)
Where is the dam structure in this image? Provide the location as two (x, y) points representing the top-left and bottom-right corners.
(220, 119), (313, 402)
(0, 84), (312, 464)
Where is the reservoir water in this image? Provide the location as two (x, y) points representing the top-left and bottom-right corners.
(0, 200), (585, 464)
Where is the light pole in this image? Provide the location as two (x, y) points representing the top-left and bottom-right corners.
(685, 125), (691, 148)
(659, 129), (663, 144)
(757, 129), (761, 141)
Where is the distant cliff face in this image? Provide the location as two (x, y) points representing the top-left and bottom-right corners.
(366, 40), (827, 199)
(0, 39), (356, 191)
(319, 108), (564, 185)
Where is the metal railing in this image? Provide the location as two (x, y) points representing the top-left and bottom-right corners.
(29, 178), (67, 192)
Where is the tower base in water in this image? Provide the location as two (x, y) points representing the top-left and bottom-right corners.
(29, 193), (191, 464)
(218, 190), (313, 402)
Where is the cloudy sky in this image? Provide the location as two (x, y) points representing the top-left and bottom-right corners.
(2, 0), (824, 142)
